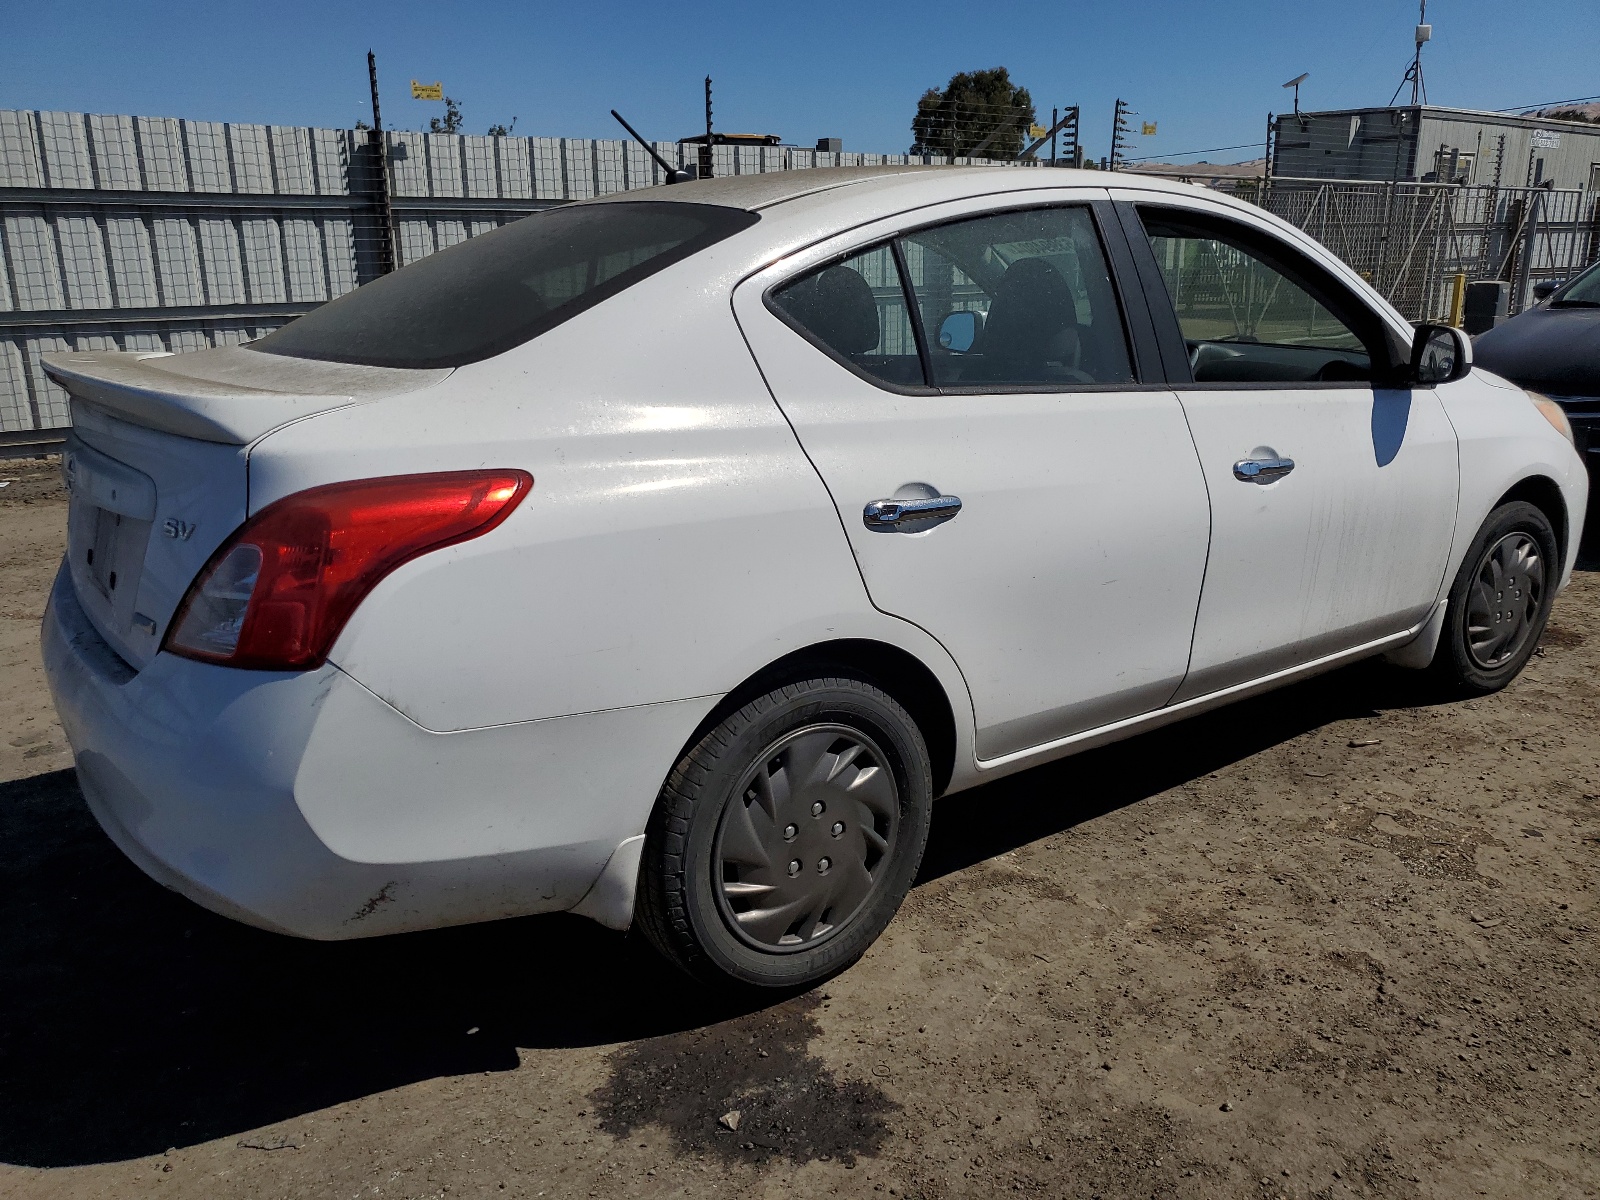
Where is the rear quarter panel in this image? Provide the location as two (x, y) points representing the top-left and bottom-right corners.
(247, 257), (976, 750)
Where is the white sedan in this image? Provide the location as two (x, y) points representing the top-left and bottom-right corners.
(41, 167), (1586, 990)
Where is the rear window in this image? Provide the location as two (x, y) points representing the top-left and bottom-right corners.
(253, 201), (758, 369)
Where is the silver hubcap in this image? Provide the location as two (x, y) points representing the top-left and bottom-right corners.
(713, 724), (898, 952)
(1465, 532), (1545, 669)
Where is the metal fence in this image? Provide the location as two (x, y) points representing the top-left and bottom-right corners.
(0, 107), (1019, 444)
(1169, 170), (1600, 324)
(8, 105), (1598, 447)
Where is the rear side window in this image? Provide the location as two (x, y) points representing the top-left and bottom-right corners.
(901, 206), (1133, 388)
(253, 202), (758, 369)
(768, 244), (924, 388)
(768, 204), (1134, 391)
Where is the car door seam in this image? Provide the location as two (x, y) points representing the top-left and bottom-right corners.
(1167, 388), (1216, 703)
(728, 292), (983, 742)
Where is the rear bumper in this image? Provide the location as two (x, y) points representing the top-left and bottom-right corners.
(41, 564), (713, 939)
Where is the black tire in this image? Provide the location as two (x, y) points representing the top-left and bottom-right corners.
(1431, 500), (1560, 695)
(636, 675), (933, 990)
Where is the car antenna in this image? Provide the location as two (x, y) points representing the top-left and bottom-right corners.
(610, 110), (698, 184)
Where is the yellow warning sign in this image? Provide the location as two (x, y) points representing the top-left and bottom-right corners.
(1141, 121), (1158, 136)
(411, 80), (444, 101)
(1028, 124), (1049, 139)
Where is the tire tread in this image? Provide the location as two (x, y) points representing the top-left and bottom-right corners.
(636, 675), (930, 988)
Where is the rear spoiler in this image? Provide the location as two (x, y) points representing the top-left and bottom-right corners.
(42, 348), (450, 445)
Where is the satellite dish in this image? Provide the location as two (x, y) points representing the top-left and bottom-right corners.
(1282, 72), (1309, 117)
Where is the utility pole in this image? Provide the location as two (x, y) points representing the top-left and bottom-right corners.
(1110, 99), (1132, 171)
(366, 50), (396, 277)
(700, 76), (714, 180)
(1051, 107), (1058, 165)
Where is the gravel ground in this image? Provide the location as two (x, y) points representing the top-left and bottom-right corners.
(2, 456), (1597, 1200)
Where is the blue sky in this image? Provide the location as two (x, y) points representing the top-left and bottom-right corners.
(2, 0), (1596, 164)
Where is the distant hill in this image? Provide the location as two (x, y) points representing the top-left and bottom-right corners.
(1125, 158), (1265, 177)
(1525, 102), (1600, 123)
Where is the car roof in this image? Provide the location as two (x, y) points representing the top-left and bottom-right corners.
(614, 165), (1413, 347)
(586, 164), (1231, 213)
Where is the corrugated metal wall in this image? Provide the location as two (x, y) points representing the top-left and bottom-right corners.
(0, 107), (1014, 437)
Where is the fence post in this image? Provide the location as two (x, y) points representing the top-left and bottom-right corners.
(366, 51), (397, 276)
(1510, 190), (1544, 315)
(1374, 180), (1397, 297)
(1587, 190), (1600, 269)
(1448, 272), (1467, 327)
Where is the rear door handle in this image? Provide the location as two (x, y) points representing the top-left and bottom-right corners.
(863, 494), (963, 529)
(1233, 456), (1295, 483)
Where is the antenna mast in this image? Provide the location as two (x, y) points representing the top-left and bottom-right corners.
(1390, 0), (1431, 107)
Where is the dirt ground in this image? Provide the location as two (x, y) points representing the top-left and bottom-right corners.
(1, 454), (1597, 1200)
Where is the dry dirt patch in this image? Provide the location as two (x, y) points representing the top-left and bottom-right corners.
(0, 467), (1596, 1199)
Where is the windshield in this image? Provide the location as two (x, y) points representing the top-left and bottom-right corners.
(1552, 260), (1600, 306)
(253, 202), (758, 369)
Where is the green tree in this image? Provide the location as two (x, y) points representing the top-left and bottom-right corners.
(911, 68), (1035, 159)
(486, 117), (518, 137)
(429, 96), (464, 134)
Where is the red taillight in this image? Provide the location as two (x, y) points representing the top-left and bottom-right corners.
(165, 470), (532, 671)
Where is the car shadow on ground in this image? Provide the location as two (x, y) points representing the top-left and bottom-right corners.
(0, 583), (1588, 1170)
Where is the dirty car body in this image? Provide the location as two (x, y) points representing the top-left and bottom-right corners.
(40, 167), (1587, 983)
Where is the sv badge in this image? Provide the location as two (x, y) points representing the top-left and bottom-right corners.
(162, 518), (197, 541)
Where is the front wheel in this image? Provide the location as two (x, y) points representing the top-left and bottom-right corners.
(1431, 500), (1560, 695)
(635, 676), (933, 990)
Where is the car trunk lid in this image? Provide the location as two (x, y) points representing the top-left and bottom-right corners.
(43, 347), (451, 672)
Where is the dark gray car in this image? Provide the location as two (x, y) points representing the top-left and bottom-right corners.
(1474, 262), (1600, 475)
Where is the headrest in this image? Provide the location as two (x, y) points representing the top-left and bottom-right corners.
(982, 258), (1078, 357)
(796, 265), (881, 356)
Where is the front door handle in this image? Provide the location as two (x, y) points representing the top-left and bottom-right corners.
(1233, 456), (1295, 483)
(863, 494), (963, 529)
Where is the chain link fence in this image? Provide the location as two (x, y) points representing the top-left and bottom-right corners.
(1148, 167), (1600, 324)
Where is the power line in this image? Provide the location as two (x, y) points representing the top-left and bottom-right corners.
(1493, 93), (1600, 114)
(1119, 140), (1265, 163)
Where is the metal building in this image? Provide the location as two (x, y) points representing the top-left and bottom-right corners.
(1272, 106), (1600, 192)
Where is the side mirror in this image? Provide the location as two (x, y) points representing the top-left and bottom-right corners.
(937, 310), (983, 353)
(1532, 279), (1564, 302)
(1410, 323), (1472, 385)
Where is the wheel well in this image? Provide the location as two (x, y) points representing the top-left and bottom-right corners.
(1496, 475), (1569, 564)
(684, 640), (959, 797)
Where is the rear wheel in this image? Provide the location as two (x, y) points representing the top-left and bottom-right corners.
(1431, 501), (1559, 695)
(636, 676), (932, 990)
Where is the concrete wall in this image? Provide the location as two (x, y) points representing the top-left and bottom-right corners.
(0, 107), (1014, 438)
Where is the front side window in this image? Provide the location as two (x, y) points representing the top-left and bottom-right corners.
(769, 204), (1134, 391)
(254, 202), (758, 369)
(1552, 259), (1600, 306)
(1141, 209), (1374, 384)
